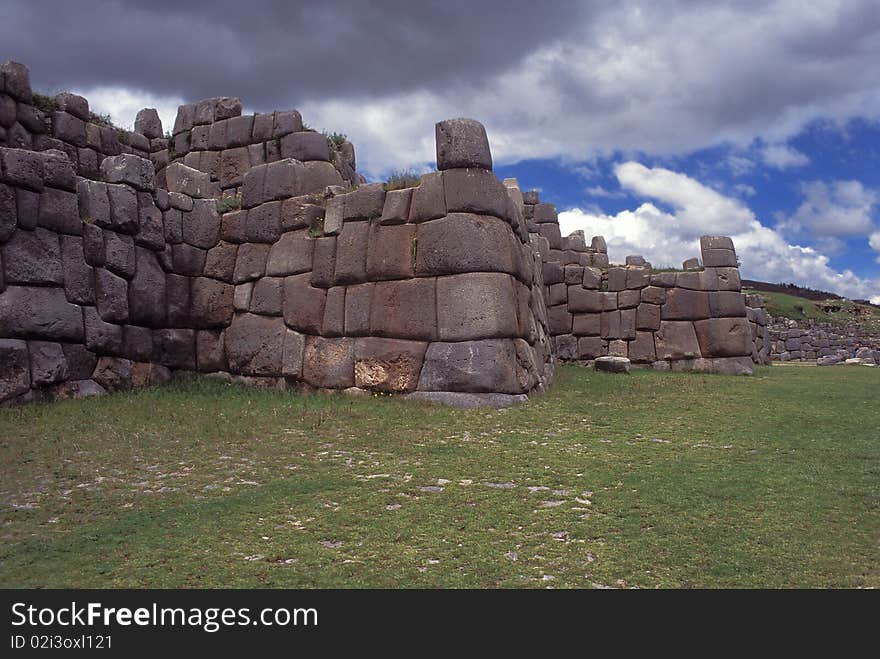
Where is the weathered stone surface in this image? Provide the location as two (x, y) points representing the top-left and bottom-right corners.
(435, 118), (492, 171)
(694, 317), (752, 357)
(52, 111), (87, 147)
(302, 336), (354, 388)
(641, 286), (667, 305)
(272, 110), (303, 137)
(299, 161), (343, 194)
(418, 339), (528, 394)
(379, 188), (413, 224)
(1, 148), (43, 191)
(662, 288), (710, 320)
(135, 108), (163, 139)
(408, 172), (446, 222)
(203, 241), (238, 282)
(618, 288), (640, 309)
(27, 341), (67, 385)
(533, 203), (557, 223)
(250, 277), (284, 316)
(629, 331), (657, 362)
(370, 277), (436, 341)
(282, 273), (327, 334)
(233, 282), (252, 312)
(710, 356), (754, 375)
(92, 356), (133, 390)
(104, 183), (139, 234)
(547, 305), (572, 334)
(0, 339), (30, 400)
(682, 257), (701, 270)
(83, 306), (123, 354)
(636, 302), (661, 330)
(555, 334), (578, 360)
(354, 337), (428, 393)
(414, 213), (513, 278)
(128, 247), (167, 327)
(567, 287), (602, 313)
(365, 223), (415, 280)
(443, 168), (508, 220)
(263, 158), (305, 201)
(548, 283), (566, 306)
(572, 313), (600, 336)
(437, 273), (518, 341)
(266, 229), (313, 277)
(342, 183), (385, 221)
(654, 321), (702, 360)
(2, 61), (32, 102)
(103, 230), (135, 278)
(172, 243), (207, 276)
(2, 227), (62, 284)
(190, 277), (234, 328)
(344, 282), (374, 336)
(196, 330), (226, 372)
(577, 336), (606, 359)
(182, 198), (221, 249)
(100, 154), (155, 191)
(153, 328), (196, 370)
(121, 325), (153, 362)
(594, 356), (631, 373)
(536, 222), (562, 249)
(280, 328), (306, 378)
(165, 163), (211, 198)
(0, 183), (16, 241)
(233, 243), (270, 283)
(282, 196), (323, 232)
(280, 131), (329, 162)
(708, 291), (747, 318)
(35, 187), (79, 235)
(95, 268), (129, 322)
(333, 220), (369, 284)
(702, 247), (737, 268)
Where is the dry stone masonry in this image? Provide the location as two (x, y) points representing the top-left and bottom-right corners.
(1, 59), (771, 408)
(767, 317), (880, 366)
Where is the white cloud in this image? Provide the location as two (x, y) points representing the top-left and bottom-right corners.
(559, 162), (880, 301)
(761, 144), (810, 169)
(73, 86), (183, 136)
(782, 180), (877, 237)
(870, 231), (880, 263)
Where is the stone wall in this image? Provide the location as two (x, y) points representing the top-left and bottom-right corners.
(1, 58), (767, 409)
(521, 192), (757, 375)
(768, 317), (880, 365)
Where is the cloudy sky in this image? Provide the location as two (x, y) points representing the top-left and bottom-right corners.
(3, 0), (879, 301)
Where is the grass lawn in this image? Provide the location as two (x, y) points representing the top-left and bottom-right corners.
(1, 364), (877, 588)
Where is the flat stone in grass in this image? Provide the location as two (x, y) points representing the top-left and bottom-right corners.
(594, 356), (631, 373)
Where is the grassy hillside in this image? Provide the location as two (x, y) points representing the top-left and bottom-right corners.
(2, 366), (878, 588)
(744, 288), (880, 330)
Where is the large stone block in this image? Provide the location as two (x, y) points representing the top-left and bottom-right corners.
(661, 287), (710, 320)
(128, 247), (167, 327)
(60, 235), (94, 305)
(28, 340), (67, 385)
(379, 188), (413, 225)
(282, 272), (326, 334)
(628, 331), (656, 362)
(280, 328), (306, 378)
(414, 213), (513, 278)
(310, 236), (336, 288)
(408, 172), (446, 223)
(135, 108), (163, 139)
(62, 343), (98, 380)
(702, 247), (737, 268)
(281, 196), (323, 232)
(191, 277), (234, 328)
(435, 118), (492, 171)
(52, 111), (87, 147)
(165, 162), (211, 199)
(2, 61), (32, 102)
(0, 338), (31, 401)
(442, 168), (509, 220)
(370, 277), (436, 341)
(567, 287), (602, 313)
(342, 183), (385, 221)
(654, 321), (702, 360)
(83, 306), (123, 355)
(694, 317), (752, 357)
(708, 291), (747, 318)
(153, 328), (196, 370)
(172, 243), (207, 276)
(122, 325), (153, 362)
(280, 131), (330, 162)
(547, 305), (572, 334)
(555, 334), (578, 360)
(533, 203), (557, 223)
(95, 268), (129, 322)
(300, 161), (343, 194)
(0, 183), (16, 241)
(1, 148), (43, 191)
(636, 302), (661, 330)
(436, 272), (518, 341)
(344, 282), (373, 336)
(100, 154), (155, 192)
(365, 222), (415, 280)
(248, 277), (283, 316)
(0, 286), (84, 341)
(266, 229), (314, 277)
(195, 330), (226, 372)
(577, 336), (606, 360)
(103, 230), (135, 279)
(232, 243), (270, 283)
(263, 158), (305, 201)
(182, 198), (221, 249)
(333, 220), (369, 285)
(572, 313), (600, 336)
(37, 187), (80, 235)
(218, 146), (251, 189)
(92, 356), (133, 390)
(2, 227), (63, 284)
(302, 336), (355, 388)
(203, 241), (238, 282)
(536, 222), (562, 249)
(105, 183), (139, 234)
(322, 286), (346, 336)
(418, 339), (530, 394)
(353, 337), (428, 393)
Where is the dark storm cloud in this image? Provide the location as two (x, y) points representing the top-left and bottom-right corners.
(0, 0), (594, 107)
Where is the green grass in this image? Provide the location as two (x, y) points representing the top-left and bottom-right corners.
(1, 365), (877, 588)
(746, 288), (880, 330)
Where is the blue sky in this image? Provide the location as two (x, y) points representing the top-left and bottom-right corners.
(7, 0), (879, 300)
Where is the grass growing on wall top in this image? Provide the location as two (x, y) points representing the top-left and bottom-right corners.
(745, 288), (880, 330)
(0, 365), (877, 588)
